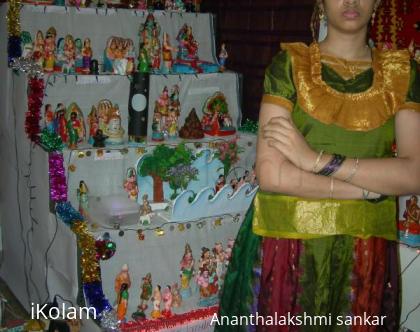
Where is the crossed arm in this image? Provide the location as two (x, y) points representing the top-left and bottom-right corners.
(256, 103), (420, 199)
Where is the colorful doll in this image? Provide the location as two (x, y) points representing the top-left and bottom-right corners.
(151, 28), (161, 71)
(171, 283), (182, 308)
(32, 30), (45, 67)
(150, 285), (162, 319)
(117, 283), (129, 321)
(138, 43), (150, 73)
(66, 103), (86, 148)
(213, 242), (226, 291)
(82, 38), (92, 74)
(166, 110), (178, 139)
(139, 273), (153, 308)
(218, 43), (228, 72)
(162, 33), (176, 73)
(161, 285), (173, 318)
(44, 104), (55, 132)
(123, 167), (138, 201)
(54, 103), (68, 144)
(215, 174), (225, 193)
(103, 105), (124, 144)
(104, 37), (117, 73)
(63, 35), (76, 74)
(179, 243), (194, 299)
(173, 0), (185, 11)
(43, 27), (56, 72)
(74, 38), (83, 70)
(77, 180), (89, 220)
(151, 110), (164, 141)
(125, 39), (135, 75)
(139, 194), (152, 225)
(114, 264), (131, 305)
(88, 106), (99, 144)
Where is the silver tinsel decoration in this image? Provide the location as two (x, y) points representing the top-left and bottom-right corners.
(10, 57), (44, 78)
(100, 309), (120, 332)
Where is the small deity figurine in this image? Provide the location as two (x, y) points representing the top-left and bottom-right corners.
(103, 105), (124, 145)
(82, 38), (92, 74)
(66, 103), (86, 148)
(179, 243), (195, 299)
(56, 38), (65, 68)
(132, 273), (152, 321)
(162, 33), (176, 73)
(198, 247), (213, 271)
(138, 43), (150, 73)
(112, 37), (127, 75)
(54, 103), (68, 144)
(139, 273), (153, 308)
(32, 30), (45, 67)
(403, 195), (420, 227)
(44, 104), (55, 132)
(125, 39), (135, 75)
(176, 24), (198, 60)
(77, 180), (89, 220)
(152, 110), (164, 141)
(139, 12), (161, 72)
(114, 264), (131, 305)
(171, 283), (182, 308)
(161, 285), (173, 318)
(213, 242), (226, 291)
(150, 285), (162, 319)
(123, 167), (138, 201)
(74, 38), (83, 70)
(166, 110), (179, 139)
(43, 27), (56, 72)
(169, 84), (181, 115)
(139, 194), (153, 225)
(116, 283), (129, 321)
(92, 129), (108, 148)
(104, 37), (117, 73)
(88, 106), (99, 144)
(218, 43), (228, 72)
(151, 28), (161, 72)
(63, 34), (76, 74)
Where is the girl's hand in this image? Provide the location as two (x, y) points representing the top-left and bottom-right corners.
(263, 116), (317, 172)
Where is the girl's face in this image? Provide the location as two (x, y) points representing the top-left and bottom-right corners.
(322, 0), (379, 34)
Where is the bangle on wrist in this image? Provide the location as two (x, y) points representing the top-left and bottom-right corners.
(317, 154), (346, 177)
(312, 150), (324, 173)
(343, 158), (359, 183)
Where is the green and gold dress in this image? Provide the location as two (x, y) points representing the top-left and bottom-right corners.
(216, 42), (420, 332)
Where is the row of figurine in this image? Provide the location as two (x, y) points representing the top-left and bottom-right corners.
(152, 87), (236, 141)
(24, 0), (202, 12)
(113, 241), (234, 322)
(43, 100), (124, 148)
(21, 28), (96, 74)
(43, 91), (236, 148)
(22, 17), (227, 75)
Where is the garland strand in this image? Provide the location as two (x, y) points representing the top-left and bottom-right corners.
(6, 0), (22, 64)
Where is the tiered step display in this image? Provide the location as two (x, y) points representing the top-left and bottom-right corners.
(0, 4), (257, 331)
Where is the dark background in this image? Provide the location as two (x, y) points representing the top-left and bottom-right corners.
(202, 0), (314, 121)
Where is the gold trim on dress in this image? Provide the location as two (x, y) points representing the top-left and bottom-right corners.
(261, 94), (294, 112)
(281, 42), (413, 131)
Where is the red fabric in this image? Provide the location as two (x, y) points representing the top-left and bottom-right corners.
(257, 238), (302, 332)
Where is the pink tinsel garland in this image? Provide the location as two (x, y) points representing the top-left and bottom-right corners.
(48, 151), (68, 202)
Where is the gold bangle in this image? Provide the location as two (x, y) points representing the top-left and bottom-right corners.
(312, 150), (324, 173)
(344, 158), (359, 183)
(329, 177), (334, 199)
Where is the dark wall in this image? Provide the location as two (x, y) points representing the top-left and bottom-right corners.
(202, 1), (314, 121)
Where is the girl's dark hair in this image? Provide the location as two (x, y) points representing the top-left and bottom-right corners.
(311, 1), (321, 41)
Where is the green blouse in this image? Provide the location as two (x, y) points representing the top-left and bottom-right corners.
(253, 42), (420, 240)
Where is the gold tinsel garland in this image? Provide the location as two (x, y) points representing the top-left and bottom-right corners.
(71, 221), (101, 283)
(7, 0), (21, 37)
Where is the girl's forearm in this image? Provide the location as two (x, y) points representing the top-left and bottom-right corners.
(258, 158), (372, 199)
